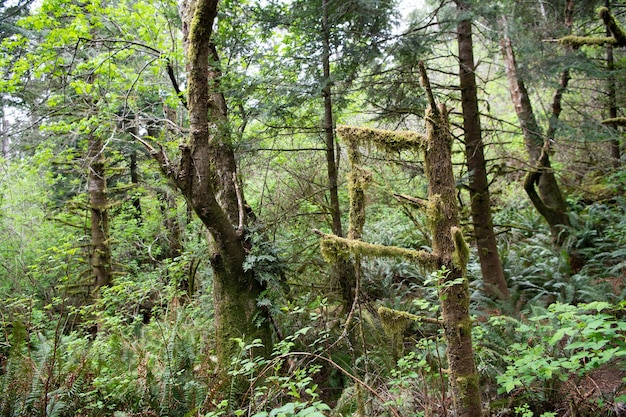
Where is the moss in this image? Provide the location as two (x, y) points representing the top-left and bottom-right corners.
(426, 194), (443, 228)
(378, 306), (415, 336)
(557, 8), (625, 48)
(600, 7), (626, 46)
(320, 236), (350, 263)
(455, 373), (481, 404)
(558, 35), (616, 47)
(319, 233), (439, 267)
(451, 226), (469, 272)
(602, 116), (626, 126)
(337, 125), (427, 153)
(347, 166), (372, 239)
(348, 165), (373, 190)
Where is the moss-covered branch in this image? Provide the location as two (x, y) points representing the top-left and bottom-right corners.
(378, 306), (442, 331)
(556, 7), (626, 48)
(337, 125), (427, 153)
(600, 7), (626, 47)
(314, 229), (439, 268)
(557, 35), (616, 47)
(602, 116), (626, 126)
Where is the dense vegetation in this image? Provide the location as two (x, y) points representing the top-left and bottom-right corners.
(0, 0), (625, 416)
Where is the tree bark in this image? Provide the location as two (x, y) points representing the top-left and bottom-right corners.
(421, 65), (482, 417)
(500, 19), (570, 244)
(456, 0), (509, 300)
(605, 0), (621, 166)
(87, 134), (112, 293)
(321, 0), (356, 311)
(166, 0), (272, 371)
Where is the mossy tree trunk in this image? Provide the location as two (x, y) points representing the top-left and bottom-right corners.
(456, 0), (509, 300)
(87, 134), (111, 295)
(605, 0), (621, 166)
(147, 0), (272, 372)
(421, 67), (482, 417)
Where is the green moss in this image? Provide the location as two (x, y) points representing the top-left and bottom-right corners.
(337, 125), (426, 153)
(378, 306), (416, 336)
(455, 373), (481, 405)
(557, 8), (625, 48)
(600, 7), (626, 46)
(347, 166), (372, 239)
(451, 226), (469, 272)
(320, 236), (350, 263)
(558, 35), (615, 47)
(426, 194), (443, 227)
(319, 233), (439, 267)
(602, 116), (626, 126)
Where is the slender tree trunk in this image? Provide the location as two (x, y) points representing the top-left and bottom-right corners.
(456, 0), (509, 300)
(333, 65), (483, 414)
(321, 0), (356, 310)
(1, 108), (8, 159)
(321, 0), (342, 238)
(605, 0), (621, 166)
(500, 19), (570, 244)
(129, 149), (143, 221)
(87, 134), (111, 293)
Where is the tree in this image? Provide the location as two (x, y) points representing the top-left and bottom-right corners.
(247, 0), (397, 310)
(455, 0), (508, 300)
(321, 62), (482, 417)
(499, 2), (573, 245)
(87, 133), (112, 296)
(557, 4), (625, 165)
(144, 0), (273, 371)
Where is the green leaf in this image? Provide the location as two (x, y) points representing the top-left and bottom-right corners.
(270, 403), (295, 417)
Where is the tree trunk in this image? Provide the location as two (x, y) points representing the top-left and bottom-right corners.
(456, 0), (509, 300)
(87, 134), (112, 293)
(321, 0), (356, 311)
(605, 0), (621, 166)
(332, 66), (483, 414)
(421, 66), (482, 417)
(500, 20), (570, 244)
(1, 109), (8, 159)
(170, 0), (272, 370)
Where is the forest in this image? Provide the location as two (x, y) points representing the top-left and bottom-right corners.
(0, 0), (625, 416)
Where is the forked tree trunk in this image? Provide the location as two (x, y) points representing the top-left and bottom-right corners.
(500, 19), (570, 244)
(146, 0), (272, 372)
(456, 0), (509, 300)
(88, 134), (112, 293)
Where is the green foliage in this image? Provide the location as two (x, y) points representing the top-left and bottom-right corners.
(2, 0), (626, 416)
(566, 198), (626, 302)
(1, 289), (216, 416)
(489, 302), (626, 410)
